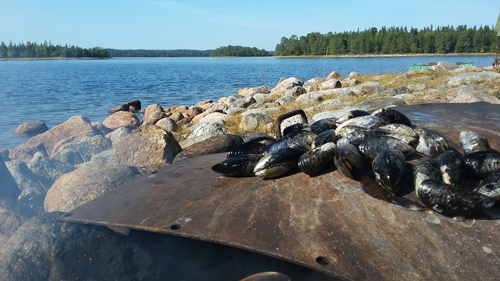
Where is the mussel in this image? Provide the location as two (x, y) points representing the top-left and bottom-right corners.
(372, 124), (418, 147)
(227, 136), (276, 158)
(460, 131), (491, 154)
(416, 179), (495, 218)
(358, 135), (416, 161)
(253, 147), (305, 178)
(212, 154), (263, 177)
(435, 149), (464, 187)
(462, 150), (500, 179)
(475, 168), (500, 201)
(371, 108), (412, 126)
(412, 158), (442, 193)
(298, 142), (337, 176)
(337, 128), (370, 147)
(334, 144), (364, 180)
(282, 123), (310, 137)
(414, 128), (449, 158)
(335, 115), (382, 135)
(372, 147), (406, 193)
(265, 140), (310, 154)
(310, 117), (338, 134)
(311, 129), (336, 149)
(280, 130), (316, 145)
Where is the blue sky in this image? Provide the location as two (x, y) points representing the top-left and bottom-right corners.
(1, 0), (498, 51)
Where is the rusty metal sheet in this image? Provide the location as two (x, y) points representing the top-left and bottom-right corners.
(60, 102), (500, 281)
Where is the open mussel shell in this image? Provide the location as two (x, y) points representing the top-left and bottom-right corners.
(311, 129), (336, 149)
(460, 131), (491, 154)
(253, 147), (305, 178)
(334, 144), (363, 180)
(435, 149), (464, 187)
(372, 123), (418, 147)
(371, 107), (412, 126)
(336, 109), (370, 124)
(310, 117), (337, 134)
(416, 179), (495, 218)
(412, 158), (442, 193)
(475, 168), (500, 201)
(212, 154), (263, 177)
(358, 135), (416, 161)
(372, 147), (406, 193)
(298, 142), (337, 176)
(462, 150), (500, 179)
(337, 128), (370, 147)
(414, 127), (449, 158)
(227, 136), (276, 158)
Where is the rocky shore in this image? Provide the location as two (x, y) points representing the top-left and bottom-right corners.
(1, 61), (500, 280)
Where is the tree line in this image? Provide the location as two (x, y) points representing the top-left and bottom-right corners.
(275, 25), (500, 56)
(0, 41), (109, 58)
(210, 45), (273, 57)
(108, 49), (212, 57)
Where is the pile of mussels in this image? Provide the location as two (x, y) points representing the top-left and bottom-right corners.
(211, 108), (500, 220)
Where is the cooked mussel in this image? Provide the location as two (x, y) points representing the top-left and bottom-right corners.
(372, 147), (406, 193)
(298, 142), (337, 176)
(414, 127), (449, 158)
(212, 154), (262, 177)
(435, 149), (464, 187)
(334, 144), (364, 180)
(460, 131), (491, 154)
(412, 158), (442, 193)
(462, 150), (500, 179)
(416, 179), (495, 218)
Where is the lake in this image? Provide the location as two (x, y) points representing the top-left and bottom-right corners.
(0, 55), (495, 149)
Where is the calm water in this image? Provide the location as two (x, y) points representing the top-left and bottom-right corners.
(0, 56), (494, 149)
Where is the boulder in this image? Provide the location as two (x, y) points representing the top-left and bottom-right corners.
(102, 111), (140, 130)
(296, 92), (325, 105)
(6, 160), (51, 212)
(173, 105), (188, 113)
(448, 71), (500, 86)
(0, 148), (10, 161)
(455, 85), (489, 96)
(228, 96), (256, 109)
(270, 77), (304, 96)
(141, 104), (166, 127)
(286, 86), (307, 97)
(0, 158), (20, 200)
(44, 164), (139, 212)
(407, 83), (428, 92)
(341, 78), (361, 87)
(173, 134), (244, 163)
(105, 127), (133, 147)
(169, 111), (185, 122)
(207, 102), (228, 113)
(114, 126), (182, 166)
(355, 98), (406, 111)
(51, 135), (112, 165)
(155, 117), (178, 132)
(450, 94), (500, 104)
(14, 121), (48, 137)
(107, 99), (141, 114)
(312, 106), (369, 121)
(432, 61), (460, 72)
(275, 96), (295, 106)
(347, 71), (360, 78)
(326, 71), (341, 79)
(85, 149), (116, 167)
(377, 86), (411, 97)
(303, 78), (324, 92)
(239, 113), (273, 131)
(223, 94), (243, 106)
(252, 86), (269, 95)
(50, 130), (100, 157)
(10, 142), (47, 163)
(195, 100), (213, 107)
(0, 212), (152, 281)
(187, 122), (230, 142)
(319, 79), (342, 90)
(225, 107), (245, 116)
(186, 106), (204, 117)
(199, 112), (229, 124)
(0, 200), (33, 245)
(27, 152), (75, 183)
(305, 99), (352, 112)
(91, 122), (112, 136)
(252, 93), (274, 104)
(240, 107), (282, 117)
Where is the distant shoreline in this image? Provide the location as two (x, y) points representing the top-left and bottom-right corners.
(0, 57), (110, 61)
(274, 53), (496, 59)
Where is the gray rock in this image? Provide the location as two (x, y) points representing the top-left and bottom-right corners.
(223, 94), (244, 106)
(187, 122), (230, 143)
(286, 86), (306, 97)
(275, 96), (295, 106)
(355, 98), (406, 111)
(347, 71), (360, 78)
(240, 107), (281, 116)
(105, 127), (133, 147)
(228, 96), (256, 109)
(155, 117), (178, 132)
(393, 94), (417, 100)
(305, 99), (353, 112)
(44, 164), (139, 212)
(270, 77), (304, 96)
(450, 93), (500, 104)
(319, 79), (342, 90)
(199, 112), (229, 124)
(407, 83), (428, 91)
(52, 135), (112, 165)
(28, 152), (75, 183)
(327, 71), (341, 79)
(5, 160), (51, 212)
(87, 149), (116, 166)
(239, 113), (272, 131)
(0, 212), (152, 281)
(14, 121), (48, 137)
(432, 61), (460, 72)
(377, 86), (411, 97)
(107, 99), (141, 114)
(0, 200), (34, 245)
(455, 85), (489, 96)
(341, 78), (361, 87)
(296, 92), (325, 105)
(225, 107), (245, 116)
(303, 78), (324, 92)
(253, 93), (274, 104)
(0, 157), (21, 200)
(448, 71), (500, 86)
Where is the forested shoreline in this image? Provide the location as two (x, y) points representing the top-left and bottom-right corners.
(275, 25), (499, 56)
(210, 45), (273, 57)
(0, 41), (109, 58)
(107, 49), (212, 57)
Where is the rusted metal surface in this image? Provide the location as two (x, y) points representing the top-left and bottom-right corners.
(60, 102), (500, 281)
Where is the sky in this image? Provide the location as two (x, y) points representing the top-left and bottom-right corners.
(1, 0), (499, 51)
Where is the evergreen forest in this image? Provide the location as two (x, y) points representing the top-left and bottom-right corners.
(0, 41), (109, 58)
(275, 25), (500, 56)
(210, 45), (273, 57)
(108, 49), (212, 57)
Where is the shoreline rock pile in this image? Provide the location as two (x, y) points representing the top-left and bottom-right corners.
(0, 61), (499, 279)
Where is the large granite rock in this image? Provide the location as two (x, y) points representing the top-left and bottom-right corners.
(114, 125), (182, 166)
(305, 99), (352, 112)
(14, 121), (48, 137)
(455, 85), (489, 96)
(51, 135), (112, 165)
(312, 106), (369, 121)
(5, 160), (51, 212)
(155, 117), (178, 132)
(44, 164), (139, 212)
(199, 112), (229, 124)
(102, 111), (140, 130)
(107, 99), (141, 114)
(270, 77), (304, 96)
(286, 86), (307, 97)
(173, 134), (244, 163)
(448, 71), (500, 86)
(450, 93), (500, 104)
(296, 92), (325, 105)
(28, 152), (75, 183)
(239, 113), (273, 131)
(228, 96), (256, 109)
(0, 212), (152, 281)
(0, 158), (20, 200)
(354, 98), (406, 110)
(407, 82), (428, 92)
(141, 104), (166, 127)
(105, 127), (133, 147)
(0, 200), (34, 245)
